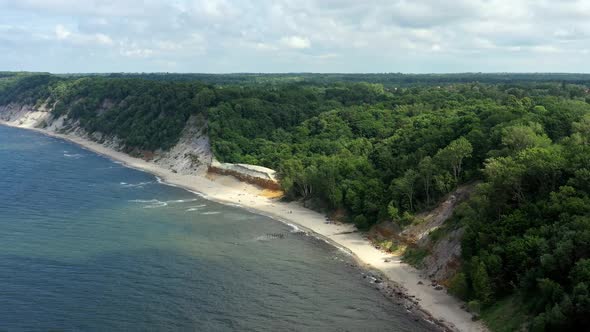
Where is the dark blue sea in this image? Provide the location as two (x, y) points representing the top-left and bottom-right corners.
(0, 125), (434, 331)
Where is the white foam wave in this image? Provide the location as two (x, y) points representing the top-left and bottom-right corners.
(129, 199), (160, 203)
(254, 235), (269, 241)
(96, 166), (119, 170)
(63, 153), (83, 159)
(167, 198), (198, 204)
(201, 211), (220, 215)
(225, 203), (243, 208)
(143, 201), (168, 208)
(120, 181), (153, 188)
(154, 177), (207, 199)
(338, 247), (354, 256)
(186, 189), (206, 198)
(185, 204), (208, 212)
(128, 198), (169, 208)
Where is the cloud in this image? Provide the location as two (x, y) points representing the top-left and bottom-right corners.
(280, 36), (311, 49)
(54, 24), (113, 46)
(119, 46), (154, 58)
(1, 0), (590, 72)
(55, 24), (71, 40)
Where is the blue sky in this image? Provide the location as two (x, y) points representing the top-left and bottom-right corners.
(1, 0), (589, 73)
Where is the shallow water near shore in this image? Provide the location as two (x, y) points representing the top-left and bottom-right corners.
(0, 125), (435, 331)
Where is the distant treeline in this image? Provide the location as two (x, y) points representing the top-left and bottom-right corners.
(5, 71), (590, 86)
(95, 72), (590, 85)
(1, 72), (590, 331)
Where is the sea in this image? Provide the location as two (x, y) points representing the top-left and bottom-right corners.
(0, 125), (435, 331)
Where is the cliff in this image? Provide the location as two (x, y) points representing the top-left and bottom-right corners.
(370, 184), (477, 284)
(208, 159), (281, 190)
(0, 102), (280, 191)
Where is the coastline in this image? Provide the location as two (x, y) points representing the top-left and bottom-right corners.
(1, 121), (487, 332)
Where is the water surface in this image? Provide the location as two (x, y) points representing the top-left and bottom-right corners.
(0, 125), (435, 331)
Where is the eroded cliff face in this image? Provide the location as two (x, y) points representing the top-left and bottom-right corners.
(152, 114), (212, 175)
(370, 184), (477, 284)
(208, 160), (281, 190)
(0, 102), (280, 189)
(0, 102), (212, 176)
(0, 103), (54, 128)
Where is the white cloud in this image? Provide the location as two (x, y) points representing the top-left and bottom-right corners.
(280, 35), (311, 49)
(54, 24), (113, 46)
(119, 44), (154, 58)
(2, 0), (590, 72)
(95, 33), (113, 45)
(55, 24), (70, 40)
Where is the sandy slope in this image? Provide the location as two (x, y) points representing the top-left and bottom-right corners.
(1, 121), (487, 332)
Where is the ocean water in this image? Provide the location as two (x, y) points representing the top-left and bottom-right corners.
(0, 125), (435, 331)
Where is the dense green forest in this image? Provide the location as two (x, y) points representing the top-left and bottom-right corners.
(1, 72), (590, 330)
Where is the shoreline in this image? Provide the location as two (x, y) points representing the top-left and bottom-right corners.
(1, 122), (487, 332)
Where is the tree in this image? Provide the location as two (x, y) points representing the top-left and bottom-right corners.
(192, 87), (215, 111)
(449, 272), (469, 300)
(572, 114), (590, 145)
(392, 169), (419, 211)
(571, 259), (590, 285)
(418, 156), (436, 206)
(387, 201), (400, 220)
(471, 258), (493, 304)
(483, 156), (526, 206)
(501, 123), (551, 152)
(435, 137), (473, 182)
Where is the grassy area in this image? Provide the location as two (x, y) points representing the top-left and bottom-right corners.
(480, 295), (529, 332)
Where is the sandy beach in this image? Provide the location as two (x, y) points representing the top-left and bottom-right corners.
(1, 121), (487, 332)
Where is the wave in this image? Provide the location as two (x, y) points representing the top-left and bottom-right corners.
(96, 165), (124, 170)
(286, 223), (302, 233)
(224, 203), (243, 208)
(63, 153), (83, 159)
(128, 199), (168, 208)
(167, 198), (198, 204)
(128, 199), (160, 203)
(186, 189), (206, 198)
(143, 201), (168, 208)
(120, 181), (153, 188)
(185, 204), (207, 212)
(155, 176), (208, 199)
(254, 235), (270, 241)
(201, 211), (220, 215)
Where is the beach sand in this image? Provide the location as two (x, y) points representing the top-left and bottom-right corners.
(1, 121), (487, 332)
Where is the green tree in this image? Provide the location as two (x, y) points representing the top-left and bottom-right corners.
(471, 258), (493, 304)
(501, 123), (551, 152)
(392, 169), (419, 211)
(435, 137), (473, 182)
(572, 114), (590, 145)
(448, 272), (469, 300)
(418, 156), (436, 206)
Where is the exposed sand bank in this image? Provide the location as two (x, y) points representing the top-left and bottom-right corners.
(0, 121), (487, 332)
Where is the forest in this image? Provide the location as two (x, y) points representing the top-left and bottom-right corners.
(1, 72), (590, 331)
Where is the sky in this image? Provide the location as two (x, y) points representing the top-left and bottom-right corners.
(1, 0), (589, 73)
